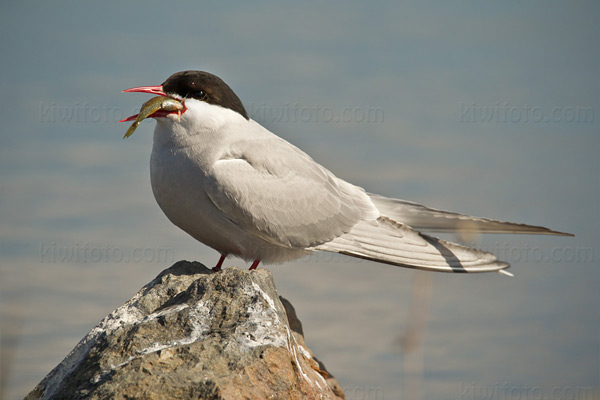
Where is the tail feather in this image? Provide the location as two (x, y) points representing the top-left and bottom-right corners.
(369, 194), (573, 236)
(314, 216), (509, 273)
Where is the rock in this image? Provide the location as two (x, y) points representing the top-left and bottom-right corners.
(25, 261), (345, 400)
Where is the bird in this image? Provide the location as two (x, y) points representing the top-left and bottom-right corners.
(121, 70), (572, 275)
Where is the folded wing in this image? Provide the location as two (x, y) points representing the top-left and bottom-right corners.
(206, 135), (379, 249)
(314, 216), (509, 273)
(369, 194), (573, 236)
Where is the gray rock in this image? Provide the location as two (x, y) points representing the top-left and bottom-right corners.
(25, 261), (345, 400)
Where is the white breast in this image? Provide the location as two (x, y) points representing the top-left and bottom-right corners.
(149, 106), (310, 264)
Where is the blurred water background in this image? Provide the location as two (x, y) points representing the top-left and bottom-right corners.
(1, 2), (598, 399)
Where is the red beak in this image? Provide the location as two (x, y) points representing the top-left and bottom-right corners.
(119, 85), (171, 122)
(122, 85), (167, 96)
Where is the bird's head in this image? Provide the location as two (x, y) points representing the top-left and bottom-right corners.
(121, 71), (248, 138)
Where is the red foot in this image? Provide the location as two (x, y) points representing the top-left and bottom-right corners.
(249, 259), (261, 270)
(212, 254), (227, 272)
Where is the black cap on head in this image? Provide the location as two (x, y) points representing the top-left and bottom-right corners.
(162, 71), (248, 120)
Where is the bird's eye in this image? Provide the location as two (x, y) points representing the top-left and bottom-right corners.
(192, 90), (207, 100)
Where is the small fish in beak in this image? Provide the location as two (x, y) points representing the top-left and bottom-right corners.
(123, 96), (184, 138)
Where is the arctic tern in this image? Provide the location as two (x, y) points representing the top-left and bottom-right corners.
(121, 70), (571, 274)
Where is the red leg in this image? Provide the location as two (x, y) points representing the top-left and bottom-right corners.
(249, 259), (261, 270)
(212, 253), (227, 272)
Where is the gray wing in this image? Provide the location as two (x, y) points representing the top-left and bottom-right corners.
(369, 194), (573, 236)
(314, 216), (510, 273)
(206, 135), (379, 248)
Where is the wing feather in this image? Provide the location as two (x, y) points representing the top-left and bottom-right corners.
(205, 135), (379, 248)
(314, 216), (509, 273)
(369, 194), (572, 236)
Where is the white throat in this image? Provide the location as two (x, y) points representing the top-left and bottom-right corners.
(153, 98), (248, 148)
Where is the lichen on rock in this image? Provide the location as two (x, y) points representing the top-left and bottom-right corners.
(25, 261), (344, 400)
